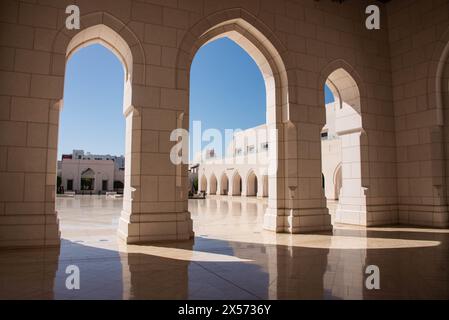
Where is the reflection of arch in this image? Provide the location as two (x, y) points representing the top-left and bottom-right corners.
(220, 173), (229, 195)
(246, 170), (258, 197)
(232, 172), (242, 196)
(200, 174), (207, 193)
(262, 175), (269, 198)
(209, 174), (217, 195)
(333, 164), (342, 200)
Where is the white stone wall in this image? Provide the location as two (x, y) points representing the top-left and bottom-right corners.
(0, 0), (447, 247)
(388, 0), (449, 228)
(197, 123), (342, 201)
(59, 159), (124, 193)
(321, 139), (342, 200)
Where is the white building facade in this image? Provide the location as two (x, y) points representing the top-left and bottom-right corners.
(58, 150), (125, 194)
(193, 103), (343, 201)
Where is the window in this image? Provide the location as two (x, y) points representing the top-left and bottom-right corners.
(235, 148), (242, 156)
(247, 145), (255, 154)
(261, 142), (269, 151)
(113, 180), (124, 191)
(67, 179), (73, 191)
(321, 131), (328, 139)
(102, 180), (108, 191)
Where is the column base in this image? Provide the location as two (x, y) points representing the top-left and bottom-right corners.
(398, 204), (449, 228)
(264, 207), (333, 233)
(0, 213), (61, 248)
(335, 204), (399, 226)
(335, 208), (367, 226)
(117, 210), (194, 244)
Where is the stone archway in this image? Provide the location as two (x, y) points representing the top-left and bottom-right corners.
(231, 172), (242, 196)
(209, 174), (217, 195)
(320, 63), (367, 225)
(50, 14), (152, 244)
(199, 174), (207, 193)
(80, 168), (95, 191)
(219, 173), (229, 195)
(175, 9), (301, 233)
(246, 170), (258, 197)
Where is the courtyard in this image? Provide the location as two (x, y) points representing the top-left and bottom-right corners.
(0, 195), (448, 300)
(1, 0), (449, 304)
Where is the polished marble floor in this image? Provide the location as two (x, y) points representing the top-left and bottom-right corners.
(1, 195), (449, 299)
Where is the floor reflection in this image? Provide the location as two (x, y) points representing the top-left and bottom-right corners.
(0, 195), (448, 299)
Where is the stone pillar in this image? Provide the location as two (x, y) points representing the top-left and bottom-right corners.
(217, 179), (224, 195)
(257, 176), (264, 198)
(117, 104), (194, 243)
(263, 121), (333, 234)
(206, 181), (214, 195)
(229, 174), (242, 196)
(228, 180), (236, 196)
(0, 82), (61, 247)
(334, 130), (368, 225)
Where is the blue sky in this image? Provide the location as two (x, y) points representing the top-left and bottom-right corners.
(59, 39), (334, 160)
(189, 38), (266, 159)
(59, 44), (125, 159)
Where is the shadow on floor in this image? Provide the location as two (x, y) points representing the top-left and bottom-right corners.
(0, 226), (448, 299)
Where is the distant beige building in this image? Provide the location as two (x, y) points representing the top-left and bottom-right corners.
(57, 150), (125, 194)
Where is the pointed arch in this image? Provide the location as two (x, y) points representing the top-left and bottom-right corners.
(319, 59), (367, 118)
(209, 174), (217, 195)
(231, 171), (242, 196)
(51, 12), (145, 115)
(427, 27), (449, 125)
(81, 168), (95, 178)
(220, 172), (229, 196)
(319, 60), (368, 225)
(48, 12), (148, 244)
(200, 174), (208, 193)
(246, 170), (258, 197)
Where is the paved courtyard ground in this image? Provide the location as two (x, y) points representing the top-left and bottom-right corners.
(0, 195), (448, 299)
